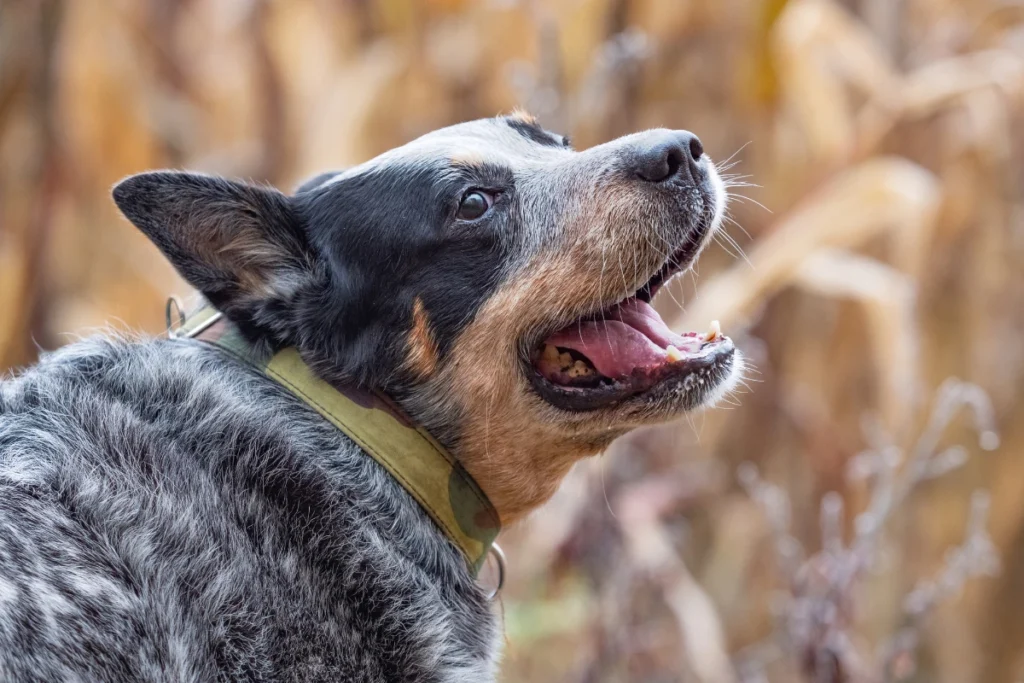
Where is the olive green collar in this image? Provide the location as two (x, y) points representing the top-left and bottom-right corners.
(171, 304), (501, 577)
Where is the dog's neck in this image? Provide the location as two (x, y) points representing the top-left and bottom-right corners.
(182, 307), (502, 570)
(399, 379), (624, 526)
(456, 423), (621, 525)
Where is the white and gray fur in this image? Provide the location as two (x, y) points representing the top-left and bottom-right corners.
(0, 335), (497, 682)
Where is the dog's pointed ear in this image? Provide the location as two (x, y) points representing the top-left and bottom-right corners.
(113, 171), (315, 307)
(293, 170), (343, 194)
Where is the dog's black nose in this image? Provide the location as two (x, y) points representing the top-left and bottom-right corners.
(632, 131), (705, 183)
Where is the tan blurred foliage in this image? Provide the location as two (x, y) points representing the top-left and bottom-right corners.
(3, 0), (1024, 681)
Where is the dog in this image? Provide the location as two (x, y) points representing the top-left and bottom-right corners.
(0, 113), (741, 681)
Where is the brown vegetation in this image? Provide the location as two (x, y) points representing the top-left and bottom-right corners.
(2, 1), (1023, 680)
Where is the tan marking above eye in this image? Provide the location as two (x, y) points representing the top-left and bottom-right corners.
(449, 150), (486, 168)
(508, 108), (538, 126)
(407, 297), (440, 378)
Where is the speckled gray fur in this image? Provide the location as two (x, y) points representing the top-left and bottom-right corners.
(0, 335), (497, 682)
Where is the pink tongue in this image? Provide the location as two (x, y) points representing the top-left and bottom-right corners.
(612, 299), (695, 349)
(544, 299), (697, 379)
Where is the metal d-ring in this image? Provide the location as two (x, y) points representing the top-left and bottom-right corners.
(165, 296), (187, 338)
(485, 542), (506, 601)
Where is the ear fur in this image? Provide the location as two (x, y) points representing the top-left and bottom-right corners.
(113, 171), (314, 306)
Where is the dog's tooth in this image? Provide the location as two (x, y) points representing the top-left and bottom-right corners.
(542, 344), (560, 363)
(705, 320), (721, 342)
(568, 360), (594, 378)
(666, 345), (684, 362)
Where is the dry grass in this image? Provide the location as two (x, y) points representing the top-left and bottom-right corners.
(2, 0), (1024, 680)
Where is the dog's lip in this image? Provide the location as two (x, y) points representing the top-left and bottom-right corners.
(523, 268), (734, 413)
(526, 335), (735, 412)
(521, 190), (722, 412)
(523, 213), (713, 355)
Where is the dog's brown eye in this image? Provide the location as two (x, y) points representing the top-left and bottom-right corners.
(457, 191), (492, 221)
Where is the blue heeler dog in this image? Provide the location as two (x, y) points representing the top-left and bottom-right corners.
(0, 113), (742, 681)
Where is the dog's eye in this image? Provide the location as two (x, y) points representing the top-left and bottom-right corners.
(456, 191), (493, 221)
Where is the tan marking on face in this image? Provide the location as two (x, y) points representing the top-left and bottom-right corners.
(508, 108), (538, 126)
(449, 150), (486, 168)
(407, 297), (440, 378)
(430, 249), (624, 523)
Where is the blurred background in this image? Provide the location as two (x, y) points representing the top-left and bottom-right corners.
(2, 0), (1024, 680)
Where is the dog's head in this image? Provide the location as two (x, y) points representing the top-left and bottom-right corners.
(114, 114), (741, 521)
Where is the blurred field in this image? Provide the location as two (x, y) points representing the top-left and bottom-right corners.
(3, 0), (1024, 681)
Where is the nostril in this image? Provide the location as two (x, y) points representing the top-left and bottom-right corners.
(688, 135), (704, 162)
(664, 146), (683, 181)
(637, 143), (685, 183)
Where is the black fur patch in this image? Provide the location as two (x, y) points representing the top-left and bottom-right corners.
(293, 160), (514, 386)
(114, 159), (516, 390)
(504, 117), (563, 147)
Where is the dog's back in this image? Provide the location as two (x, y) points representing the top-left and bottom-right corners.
(0, 335), (496, 682)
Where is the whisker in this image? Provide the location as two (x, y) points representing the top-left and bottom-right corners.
(716, 229), (753, 268)
(722, 214), (754, 241)
(727, 193), (772, 214)
(715, 141), (752, 171)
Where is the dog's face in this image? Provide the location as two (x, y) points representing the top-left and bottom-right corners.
(114, 114), (741, 521)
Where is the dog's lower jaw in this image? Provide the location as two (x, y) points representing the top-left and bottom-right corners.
(431, 352), (743, 525)
(408, 288), (739, 526)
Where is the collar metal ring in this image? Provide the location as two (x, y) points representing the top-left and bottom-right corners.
(165, 296), (186, 338)
(485, 542), (506, 601)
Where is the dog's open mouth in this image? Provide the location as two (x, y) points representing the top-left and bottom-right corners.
(527, 239), (735, 412)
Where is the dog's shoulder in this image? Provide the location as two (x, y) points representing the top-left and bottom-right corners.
(0, 336), (499, 682)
